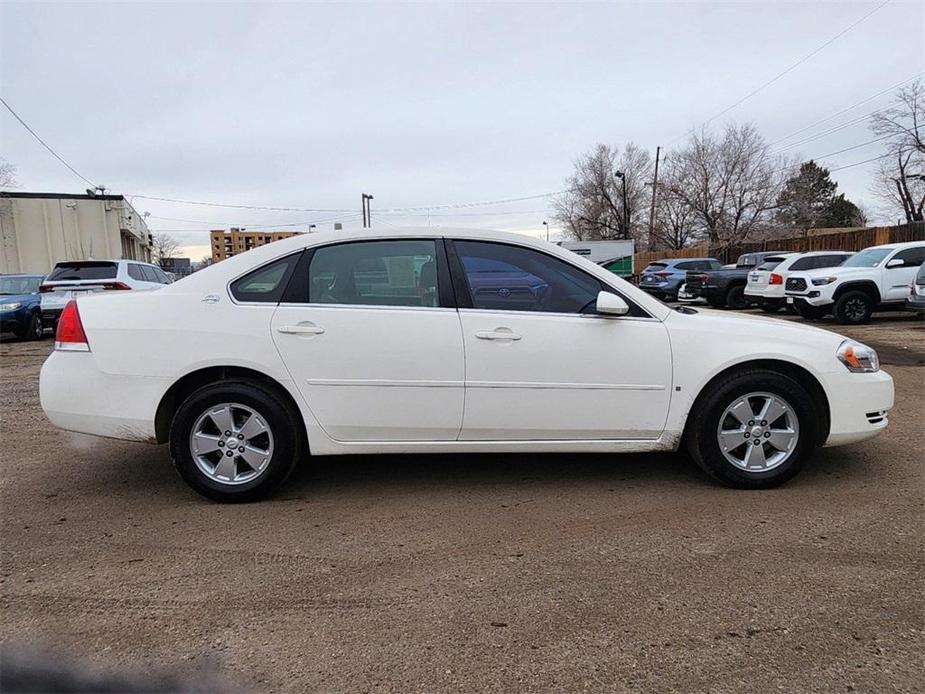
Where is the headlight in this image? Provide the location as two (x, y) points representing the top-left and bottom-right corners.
(812, 277), (838, 286)
(837, 339), (879, 373)
(0, 302), (22, 311)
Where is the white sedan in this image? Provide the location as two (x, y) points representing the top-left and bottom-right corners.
(40, 228), (894, 502)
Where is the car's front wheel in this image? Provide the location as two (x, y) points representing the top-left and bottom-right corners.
(833, 290), (873, 325)
(794, 301), (828, 320)
(169, 380), (303, 502)
(686, 368), (817, 489)
(26, 312), (44, 340)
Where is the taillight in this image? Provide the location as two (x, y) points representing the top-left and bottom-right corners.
(102, 282), (131, 290)
(39, 284), (54, 293)
(55, 300), (90, 352)
(769, 273), (783, 285)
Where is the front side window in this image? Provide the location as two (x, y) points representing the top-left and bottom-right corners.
(140, 265), (161, 283)
(308, 240), (439, 307)
(127, 264), (146, 281)
(892, 246), (925, 268)
(454, 240), (605, 314)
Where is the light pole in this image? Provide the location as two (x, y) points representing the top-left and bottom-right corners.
(542, 220), (549, 241)
(613, 170), (628, 239)
(308, 224), (317, 233)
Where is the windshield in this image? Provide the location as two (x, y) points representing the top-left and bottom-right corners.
(841, 248), (893, 268)
(46, 261), (118, 281)
(0, 276), (41, 295)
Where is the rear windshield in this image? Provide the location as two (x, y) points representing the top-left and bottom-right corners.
(46, 262), (118, 281)
(756, 257), (787, 271)
(642, 263), (668, 273)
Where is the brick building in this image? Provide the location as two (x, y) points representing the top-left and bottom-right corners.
(210, 228), (303, 262)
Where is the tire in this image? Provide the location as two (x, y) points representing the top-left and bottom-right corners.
(760, 299), (784, 314)
(169, 379), (303, 502)
(26, 312), (44, 341)
(707, 297), (726, 309)
(833, 290), (873, 325)
(685, 368), (817, 489)
(725, 285), (748, 310)
(794, 302), (828, 320)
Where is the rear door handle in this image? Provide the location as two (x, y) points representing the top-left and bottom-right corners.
(278, 323), (325, 335)
(475, 328), (521, 341)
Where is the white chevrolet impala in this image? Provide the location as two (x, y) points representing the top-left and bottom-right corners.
(40, 228), (894, 502)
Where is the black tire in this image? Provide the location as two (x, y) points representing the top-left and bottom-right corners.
(169, 379), (303, 502)
(26, 312), (44, 341)
(833, 290), (873, 325)
(794, 302), (828, 320)
(707, 297), (726, 309)
(725, 285), (748, 310)
(760, 299), (784, 314)
(685, 368), (817, 489)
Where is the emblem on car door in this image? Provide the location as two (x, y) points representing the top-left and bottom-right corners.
(202, 294), (220, 304)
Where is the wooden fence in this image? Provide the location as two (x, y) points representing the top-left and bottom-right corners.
(633, 222), (925, 268)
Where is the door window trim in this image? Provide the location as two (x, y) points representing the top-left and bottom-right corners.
(444, 238), (651, 318)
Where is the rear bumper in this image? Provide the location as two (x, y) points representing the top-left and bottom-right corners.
(821, 369), (894, 447)
(906, 296), (925, 314)
(40, 351), (169, 443)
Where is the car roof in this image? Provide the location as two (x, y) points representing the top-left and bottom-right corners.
(862, 240), (925, 251)
(1, 273), (43, 277)
(648, 257), (717, 264)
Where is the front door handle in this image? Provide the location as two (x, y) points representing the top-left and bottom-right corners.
(475, 328), (521, 341)
(278, 323), (325, 335)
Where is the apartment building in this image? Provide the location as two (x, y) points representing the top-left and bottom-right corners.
(210, 228), (303, 262)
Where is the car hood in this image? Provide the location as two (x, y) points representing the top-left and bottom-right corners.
(667, 306), (846, 352)
(795, 266), (873, 279)
(0, 293), (37, 305)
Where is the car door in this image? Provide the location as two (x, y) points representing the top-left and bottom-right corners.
(883, 246), (925, 301)
(448, 239), (672, 441)
(270, 238), (465, 442)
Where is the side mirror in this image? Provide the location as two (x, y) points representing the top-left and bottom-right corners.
(886, 258), (904, 268)
(595, 290), (629, 316)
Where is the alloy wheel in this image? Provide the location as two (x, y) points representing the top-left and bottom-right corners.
(843, 297), (868, 322)
(716, 392), (799, 472)
(189, 403), (274, 485)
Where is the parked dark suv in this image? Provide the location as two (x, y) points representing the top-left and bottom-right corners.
(685, 251), (787, 309)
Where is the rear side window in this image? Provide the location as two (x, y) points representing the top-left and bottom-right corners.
(231, 254), (299, 303)
(308, 240), (439, 307)
(675, 261), (701, 270)
(47, 262), (117, 281)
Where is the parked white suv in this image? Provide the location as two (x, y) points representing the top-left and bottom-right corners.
(785, 241), (925, 324)
(41, 259), (172, 327)
(745, 251), (852, 313)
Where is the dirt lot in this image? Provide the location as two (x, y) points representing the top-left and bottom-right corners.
(1, 310), (923, 692)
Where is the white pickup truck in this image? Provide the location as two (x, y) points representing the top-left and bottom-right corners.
(784, 241), (925, 324)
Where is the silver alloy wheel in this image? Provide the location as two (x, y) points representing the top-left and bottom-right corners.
(189, 403), (274, 485)
(716, 391), (799, 472)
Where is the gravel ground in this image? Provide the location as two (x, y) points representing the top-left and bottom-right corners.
(1, 309), (923, 693)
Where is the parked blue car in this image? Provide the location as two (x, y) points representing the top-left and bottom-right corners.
(638, 258), (722, 301)
(0, 274), (46, 341)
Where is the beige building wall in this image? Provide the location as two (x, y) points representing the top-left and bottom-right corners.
(0, 193), (152, 274)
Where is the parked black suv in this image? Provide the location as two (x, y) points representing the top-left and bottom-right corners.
(685, 251), (787, 309)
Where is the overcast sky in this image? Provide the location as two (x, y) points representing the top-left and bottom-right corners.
(2, 1), (922, 259)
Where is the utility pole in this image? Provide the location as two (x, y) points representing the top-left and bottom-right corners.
(648, 146), (661, 251)
(613, 171), (628, 239)
(542, 220), (549, 241)
(361, 193), (367, 228)
(361, 193), (374, 228)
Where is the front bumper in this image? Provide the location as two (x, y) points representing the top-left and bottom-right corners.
(0, 308), (28, 334)
(821, 369), (894, 447)
(40, 350), (169, 442)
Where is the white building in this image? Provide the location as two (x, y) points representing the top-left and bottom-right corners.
(0, 192), (152, 274)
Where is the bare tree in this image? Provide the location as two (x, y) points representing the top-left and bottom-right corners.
(664, 124), (785, 246)
(651, 178), (701, 250)
(0, 157), (18, 188)
(553, 143), (652, 241)
(150, 233), (180, 267)
(870, 80), (924, 223)
(198, 254), (215, 268)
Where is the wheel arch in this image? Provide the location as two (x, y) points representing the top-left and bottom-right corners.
(833, 280), (880, 303)
(154, 365), (307, 446)
(683, 359), (831, 447)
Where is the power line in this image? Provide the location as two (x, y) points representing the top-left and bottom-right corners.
(768, 72), (921, 146)
(828, 152), (893, 172)
(771, 107), (890, 154)
(0, 95), (96, 186)
(669, 0), (892, 144)
(772, 136), (892, 174)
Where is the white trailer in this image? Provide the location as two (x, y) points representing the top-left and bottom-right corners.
(558, 240), (635, 277)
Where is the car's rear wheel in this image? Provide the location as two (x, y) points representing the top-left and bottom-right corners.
(833, 290), (873, 325)
(686, 369), (817, 489)
(169, 380), (303, 502)
(725, 285), (748, 310)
